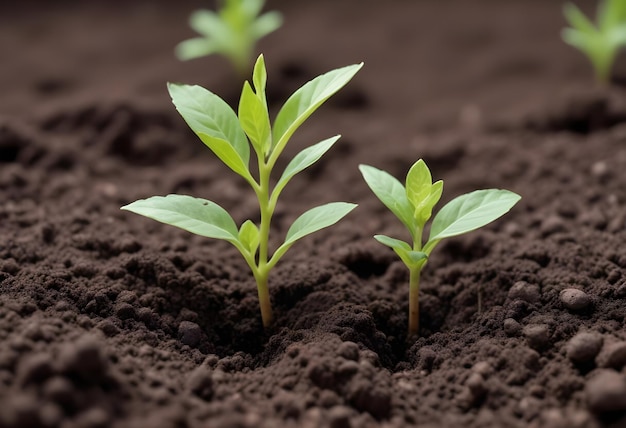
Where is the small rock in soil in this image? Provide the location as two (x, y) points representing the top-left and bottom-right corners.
(596, 340), (626, 369)
(337, 341), (359, 361)
(15, 352), (54, 386)
(560, 288), (591, 311)
(177, 321), (202, 348)
(186, 366), (214, 400)
(346, 378), (391, 420)
(523, 324), (551, 351)
(58, 335), (109, 383)
(586, 370), (626, 414)
(503, 318), (522, 336)
(328, 405), (353, 428)
(540, 215), (566, 236)
(466, 372), (487, 399)
(507, 281), (541, 304)
(96, 319), (120, 337)
(566, 332), (603, 365)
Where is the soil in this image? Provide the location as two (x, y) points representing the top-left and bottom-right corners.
(2, 1), (626, 427)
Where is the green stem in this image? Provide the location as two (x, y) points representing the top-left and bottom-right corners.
(408, 266), (421, 338)
(254, 268), (273, 328)
(254, 158), (274, 327)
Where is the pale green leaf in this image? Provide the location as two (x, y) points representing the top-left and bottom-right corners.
(405, 159), (433, 207)
(168, 83), (252, 180)
(121, 195), (239, 241)
(271, 63), (363, 156)
(253, 11), (283, 39)
(238, 81), (271, 154)
(175, 38), (219, 61)
(359, 164), (416, 234)
(275, 136), (340, 194)
(238, 219), (260, 253)
(252, 54), (267, 101)
(189, 10), (227, 38)
(374, 235), (427, 267)
(564, 3), (598, 35)
(283, 202), (357, 247)
(429, 189), (521, 241)
(599, 0), (626, 32)
(415, 180), (443, 225)
(269, 202), (357, 267)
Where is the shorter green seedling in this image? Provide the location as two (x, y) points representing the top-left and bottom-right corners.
(562, 0), (626, 84)
(123, 55), (362, 328)
(360, 160), (521, 338)
(176, 0), (282, 77)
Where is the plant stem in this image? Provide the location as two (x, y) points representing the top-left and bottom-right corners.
(255, 159), (274, 327)
(254, 268), (273, 327)
(408, 266), (421, 338)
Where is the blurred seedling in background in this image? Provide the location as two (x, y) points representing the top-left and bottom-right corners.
(360, 159), (521, 338)
(176, 0), (283, 77)
(122, 55), (363, 328)
(562, 0), (626, 84)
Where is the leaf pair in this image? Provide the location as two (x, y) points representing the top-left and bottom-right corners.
(563, 0), (626, 83)
(175, 0), (283, 76)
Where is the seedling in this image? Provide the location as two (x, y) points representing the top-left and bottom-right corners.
(123, 55), (362, 328)
(360, 160), (520, 338)
(175, 0), (282, 77)
(562, 0), (626, 84)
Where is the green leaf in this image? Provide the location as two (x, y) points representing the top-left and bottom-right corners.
(271, 63), (363, 156)
(359, 164), (416, 234)
(175, 38), (219, 61)
(253, 11), (283, 39)
(275, 136), (340, 194)
(374, 235), (427, 268)
(189, 10), (227, 39)
(415, 180), (443, 225)
(429, 189), (521, 241)
(405, 159), (433, 209)
(564, 3), (598, 35)
(252, 54), (268, 102)
(599, 0), (626, 32)
(121, 195), (239, 242)
(238, 81), (271, 154)
(238, 219), (260, 253)
(283, 202), (357, 247)
(168, 83), (252, 181)
(269, 202), (357, 267)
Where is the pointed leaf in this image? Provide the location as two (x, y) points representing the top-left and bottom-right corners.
(121, 195), (239, 241)
(564, 3), (598, 35)
(168, 83), (252, 181)
(374, 235), (427, 267)
(429, 189), (521, 241)
(283, 202), (357, 247)
(239, 219), (260, 253)
(252, 11), (283, 39)
(405, 159), (433, 209)
(374, 235), (412, 252)
(175, 38), (219, 61)
(272, 63), (363, 156)
(415, 180), (443, 225)
(275, 136), (340, 193)
(252, 54), (268, 102)
(359, 164), (415, 233)
(599, 0), (626, 32)
(189, 10), (228, 39)
(238, 81), (271, 154)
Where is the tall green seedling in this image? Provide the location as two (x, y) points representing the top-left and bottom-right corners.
(176, 0), (282, 77)
(562, 0), (626, 84)
(360, 159), (520, 338)
(123, 55), (362, 328)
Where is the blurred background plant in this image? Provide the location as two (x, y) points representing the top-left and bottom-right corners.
(175, 0), (282, 77)
(562, 0), (626, 84)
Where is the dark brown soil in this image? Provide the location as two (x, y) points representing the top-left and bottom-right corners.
(2, 1), (626, 427)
